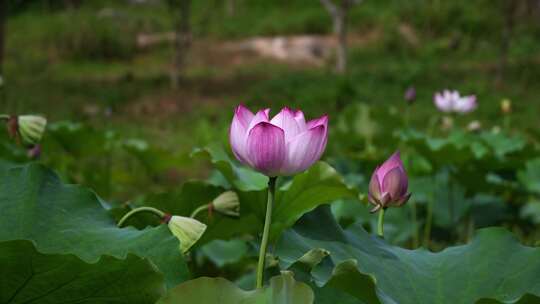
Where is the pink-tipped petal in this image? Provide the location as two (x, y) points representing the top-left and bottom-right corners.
(281, 125), (327, 175)
(234, 104), (254, 128)
(396, 193), (412, 206)
(247, 109), (270, 132)
(434, 93), (451, 112)
(270, 107), (302, 142)
(246, 122), (286, 176)
(368, 170), (381, 201)
(293, 110), (307, 131)
(307, 115), (328, 130)
(379, 192), (391, 205)
(230, 105), (255, 164)
(463, 96), (477, 113)
(381, 167), (407, 201)
(376, 151), (403, 181)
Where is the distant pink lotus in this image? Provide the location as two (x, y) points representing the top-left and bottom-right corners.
(434, 90), (477, 114)
(229, 105), (328, 177)
(368, 151), (411, 213)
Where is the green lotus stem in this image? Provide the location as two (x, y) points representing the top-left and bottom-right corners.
(503, 116), (511, 130)
(117, 206), (165, 227)
(411, 200), (419, 248)
(190, 204), (209, 219)
(423, 200), (433, 247)
(377, 207), (386, 237)
(256, 176), (276, 289)
(0, 114), (10, 120)
(404, 106), (411, 128)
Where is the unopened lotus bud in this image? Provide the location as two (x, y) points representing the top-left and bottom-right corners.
(467, 120), (481, 132)
(211, 191), (240, 217)
(368, 151), (411, 213)
(17, 115), (47, 146)
(501, 99), (512, 114)
(297, 248), (330, 268)
(27, 144), (41, 159)
(441, 116), (454, 130)
(164, 214), (207, 254)
(404, 86), (416, 104)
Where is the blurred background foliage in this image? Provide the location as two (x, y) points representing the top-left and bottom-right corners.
(1, 0), (540, 284)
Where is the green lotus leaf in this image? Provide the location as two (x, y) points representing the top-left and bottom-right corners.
(158, 272), (314, 304)
(276, 206), (540, 304)
(0, 240), (165, 304)
(0, 163), (189, 288)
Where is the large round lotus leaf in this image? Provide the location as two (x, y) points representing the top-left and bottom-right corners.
(159, 272), (314, 304)
(0, 240), (165, 304)
(277, 206), (540, 304)
(0, 163), (189, 288)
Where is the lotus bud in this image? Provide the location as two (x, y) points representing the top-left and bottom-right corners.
(17, 115), (47, 146)
(368, 151), (411, 213)
(229, 105), (328, 177)
(297, 248), (330, 268)
(404, 86), (416, 104)
(211, 191), (240, 217)
(27, 144), (41, 159)
(467, 120), (482, 132)
(164, 214), (207, 254)
(441, 116), (454, 130)
(501, 99), (512, 114)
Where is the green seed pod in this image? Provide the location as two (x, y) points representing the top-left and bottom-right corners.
(166, 215), (207, 254)
(212, 191), (240, 217)
(18, 115), (47, 146)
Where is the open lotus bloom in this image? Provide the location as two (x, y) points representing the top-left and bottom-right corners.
(368, 151), (411, 213)
(230, 105), (328, 176)
(434, 90), (477, 114)
(165, 215), (207, 254)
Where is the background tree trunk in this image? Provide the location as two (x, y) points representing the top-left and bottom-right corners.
(226, 0), (236, 17)
(0, 0), (6, 78)
(320, 0), (360, 74)
(169, 0), (191, 89)
(334, 9), (347, 74)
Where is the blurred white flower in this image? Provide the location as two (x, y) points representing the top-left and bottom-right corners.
(434, 90), (477, 114)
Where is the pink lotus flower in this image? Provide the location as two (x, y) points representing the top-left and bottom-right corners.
(229, 105), (328, 177)
(434, 90), (477, 114)
(368, 151), (411, 213)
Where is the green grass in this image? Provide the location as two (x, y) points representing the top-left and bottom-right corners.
(2, 0), (540, 179)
